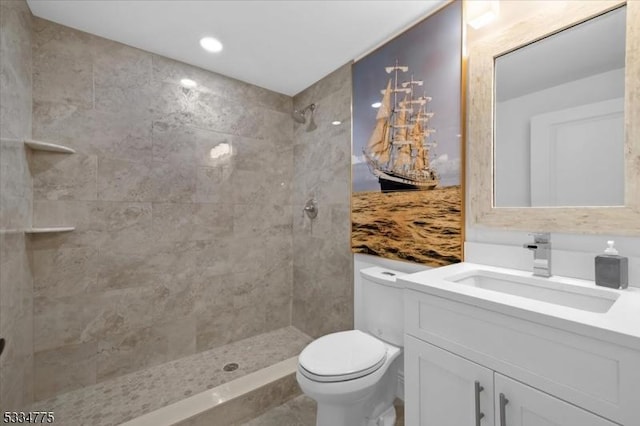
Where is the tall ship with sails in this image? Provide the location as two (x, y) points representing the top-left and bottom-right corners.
(363, 61), (439, 192)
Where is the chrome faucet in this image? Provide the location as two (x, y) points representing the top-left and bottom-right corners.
(523, 233), (551, 277)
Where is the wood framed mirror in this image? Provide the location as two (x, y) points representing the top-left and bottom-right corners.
(467, 0), (640, 235)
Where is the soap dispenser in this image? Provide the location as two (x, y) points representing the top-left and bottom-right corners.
(595, 241), (628, 289)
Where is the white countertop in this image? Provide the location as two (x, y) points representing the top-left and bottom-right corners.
(399, 262), (640, 352)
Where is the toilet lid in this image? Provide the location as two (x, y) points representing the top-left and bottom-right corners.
(298, 330), (387, 382)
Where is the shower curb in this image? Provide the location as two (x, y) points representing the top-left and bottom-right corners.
(120, 357), (301, 426)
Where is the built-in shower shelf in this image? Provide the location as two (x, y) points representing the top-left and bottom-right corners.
(24, 139), (75, 154)
(25, 227), (75, 234)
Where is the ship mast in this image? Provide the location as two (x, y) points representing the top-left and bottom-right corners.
(384, 60), (409, 171)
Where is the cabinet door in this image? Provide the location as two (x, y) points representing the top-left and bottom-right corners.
(494, 374), (618, 426)
(405, 335), (494, 426)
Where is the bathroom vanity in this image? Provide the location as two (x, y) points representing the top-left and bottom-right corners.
(401, 263), (640, 426)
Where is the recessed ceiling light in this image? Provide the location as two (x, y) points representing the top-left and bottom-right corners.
(371, 102), (382, 108)
(180, 78), (197, 88)
(200, 37), (223, 53)
(331, 121), (341, 126)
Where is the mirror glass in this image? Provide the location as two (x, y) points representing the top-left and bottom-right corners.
(493, 5), (626, 207)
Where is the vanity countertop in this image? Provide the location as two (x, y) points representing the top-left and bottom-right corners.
(400, 262), (640, 352)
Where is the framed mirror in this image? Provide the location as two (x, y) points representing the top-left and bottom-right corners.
(468, 0), (640, 234)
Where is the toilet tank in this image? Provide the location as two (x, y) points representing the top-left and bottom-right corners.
(360, 267), (406, 347)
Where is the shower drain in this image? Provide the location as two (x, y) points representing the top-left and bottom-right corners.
(223, 362), (239, 372)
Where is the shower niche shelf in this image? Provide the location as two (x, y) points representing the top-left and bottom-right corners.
(24, 139), (75, 154)
(25, 227), (75, 234)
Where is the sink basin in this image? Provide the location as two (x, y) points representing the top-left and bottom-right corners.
(446, 270), (619, 313)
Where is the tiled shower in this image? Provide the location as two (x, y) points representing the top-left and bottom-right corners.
(0, 0), (353, 419)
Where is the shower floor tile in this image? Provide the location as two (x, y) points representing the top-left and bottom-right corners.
(241, 395), (405, 426)
(31, 326), (312, 426)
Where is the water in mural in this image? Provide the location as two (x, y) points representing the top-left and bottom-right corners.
(352, 187), (461, 266)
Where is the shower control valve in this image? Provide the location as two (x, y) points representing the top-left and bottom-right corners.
(302, 199), (318, 219)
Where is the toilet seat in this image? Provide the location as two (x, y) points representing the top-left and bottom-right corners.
(298, 330), (387, 383)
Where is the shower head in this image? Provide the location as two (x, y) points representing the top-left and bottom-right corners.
(292, 103), (317, 131)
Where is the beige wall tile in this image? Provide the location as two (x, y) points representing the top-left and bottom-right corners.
(32, 44), (93, 109)
(291, 63), (354, 338)
(195, 166), (233, 203)
(28, 16), (299, 398)
(0, 0), (33, 410)
(34, 342), (97, 401)
(97, 157), (154, 202)
(96, 326), (168, 382)
(32, 246), (99, 297)
(152, 202), (233, 242)
(151, 161), (197, 202)
(33, 101), (152, 161)
(32, 153), (98, 201)
(165, 317), (197, 360)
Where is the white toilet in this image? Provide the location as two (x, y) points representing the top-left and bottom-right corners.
(296, 266), (405, 426)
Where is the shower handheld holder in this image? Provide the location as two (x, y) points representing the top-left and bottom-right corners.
(303, 199), (318, 219)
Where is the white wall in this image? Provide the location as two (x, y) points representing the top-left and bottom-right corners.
(495, 68), (624, 207)
(465, 228), (640, 288)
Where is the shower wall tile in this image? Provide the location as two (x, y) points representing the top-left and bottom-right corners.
(31, 153), (98, 201)
(231, 169), (292, 206)
(0, 0), (33, 410)
(228, 235), (292, 274)
(150, 161), (197, 202)
(32, 246), (100, 298)
(95, 251), (159, 292)
(33, 341), (97, 401)
(151, 54), (292, 114)
(151, 121), (199, 163)
(232, 203), (293, 240)
(32, 40), (93, 109)
(291, 63), (354, 338)
(33, 102), (153, 161)
(30, 17), (294, 399)
(96, 157), (154, 202)
(152, 202), (234, 242)
(195, 166), (233, 203)
(165, 316), (198, 359)
(96, 324), (169, 382)
(0, 139), (31, 229)
(93, 316), (197, 383)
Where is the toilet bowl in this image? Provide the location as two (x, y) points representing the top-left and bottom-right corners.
(296, 330), (401, 426)
(296, 267), (406, 426)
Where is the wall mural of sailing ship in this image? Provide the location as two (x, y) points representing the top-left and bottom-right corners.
(351, 0), (463, 267)
(364, 61), (439, 192)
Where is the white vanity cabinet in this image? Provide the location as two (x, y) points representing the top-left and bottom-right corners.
(405, 335), (495, 425)
(404, 287), (640, 426)
(405, 337), (617, 426)
(494, 374), (616, 426)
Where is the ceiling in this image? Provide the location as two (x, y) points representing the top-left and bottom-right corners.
(26, 0), (446, 96)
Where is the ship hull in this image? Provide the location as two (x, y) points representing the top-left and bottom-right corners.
(376, 170), (438, 193)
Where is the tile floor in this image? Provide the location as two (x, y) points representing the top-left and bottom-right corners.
(30, 327), (311, 426)
(242, 395), (405, 426)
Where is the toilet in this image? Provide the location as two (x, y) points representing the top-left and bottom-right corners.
(296, 267), (405, 426)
